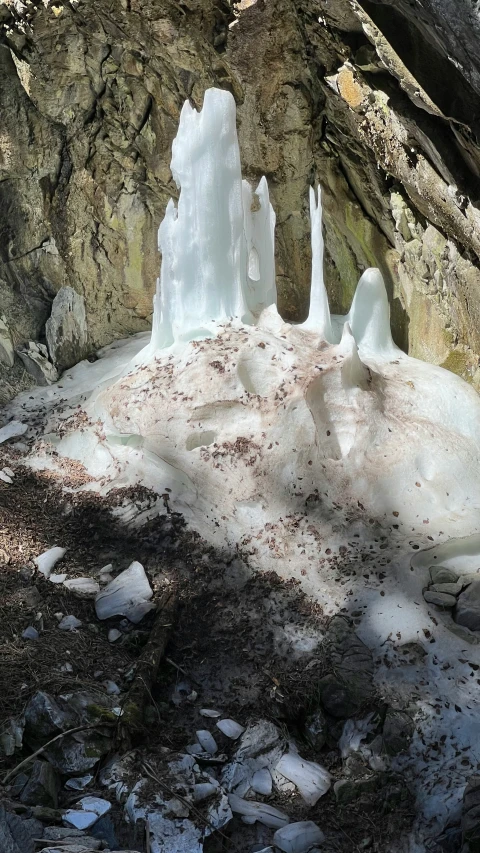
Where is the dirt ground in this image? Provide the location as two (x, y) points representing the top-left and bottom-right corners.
(0, 447), (415, 852)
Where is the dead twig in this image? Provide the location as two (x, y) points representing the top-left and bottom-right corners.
(2, 723), (113, 785)
(119, 590), (177, 738)
(142, 761), (230, 842)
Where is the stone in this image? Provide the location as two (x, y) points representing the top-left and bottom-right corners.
(430, 582), (463, 596)
(382, 709), (414, 756)
(319, 617), (374, 718)
(462, 776), (480, 850)
(455, 581), (480, 631)
(32, 806), (64, 823)
(95, 561), (154, 623)
(0, 315), (14, 367)
(24, 691), (74, 746)
(24, 690), (113, 775)
(63, 577), (100, 598)
(0, 804), (41, 853)
(304, 709), (327, 750)
(423, 591), (457, 608)
(46, 287), (88, 373)
(334, 776), (381, 805)
(430, 566), (459, 585)
(58, 615), (82, 631)
(22, 627), (39, 640)
(43, 827), (85, 840)
(16, 342), (58, 386)
(20, 759), (60, 808)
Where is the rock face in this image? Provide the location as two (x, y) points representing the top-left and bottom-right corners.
(45, 287), (88, 373)
(3, 0), (480, 396)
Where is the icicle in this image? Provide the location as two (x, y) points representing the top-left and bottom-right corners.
(347, 268), (395, 355)
(242, 176), (277, 319)
(301, 185), (333, 342)
(338, 322), (370, 390)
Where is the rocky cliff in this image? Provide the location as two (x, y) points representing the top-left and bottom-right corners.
(2, 0), (480, 400)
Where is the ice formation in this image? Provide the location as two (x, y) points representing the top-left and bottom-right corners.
(149, 88), (276, 353)
(7, 86), (480, 850)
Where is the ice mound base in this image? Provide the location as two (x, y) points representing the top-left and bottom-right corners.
(7, 88), (480, 850)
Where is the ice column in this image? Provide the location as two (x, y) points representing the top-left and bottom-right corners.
(301, 185), (334, 342)
(151, 88), (276, 350)
(347, 268), (395, 355)
(242, 176), (277, 319)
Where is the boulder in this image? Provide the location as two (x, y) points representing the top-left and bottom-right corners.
(455, 581), (480, 631)
(462, 776), (480, 851)
(382, 709), (414, 756)
(319, 617), (374, 718)
(46, 287), (88, 373)
(20, 759), (60, 807)
(16, 342), (58, 386)
(0, 316), (14, 367)
(24, 690), (113, 775)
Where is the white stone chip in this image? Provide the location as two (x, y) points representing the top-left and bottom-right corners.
(58, 615), (82, 631)
(34, 547), (66, 579)
(273, 821), (325, 853)
(195, 730), (218, 754)
(95, 561), (154, 623)
(216, 719), (245, 739)
(275, 752), (331, 806)
(228, 793), (289, 828)
(64, 577), (100, 598)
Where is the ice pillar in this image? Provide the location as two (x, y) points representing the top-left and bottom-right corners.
(301, 185), (333, 342)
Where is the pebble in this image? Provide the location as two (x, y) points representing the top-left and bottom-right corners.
(216, 719), (245, 739)
(430, 566), (458, 585)
(108, 628), (122, 643)
(196, 730), (218, 754)
(58, 615), (82, 631)
(22, 626), (39, 640)
(423, 591), (457, 608)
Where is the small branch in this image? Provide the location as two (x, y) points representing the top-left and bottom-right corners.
(142, 761), (230, 842)
(119, 590), (177, 738)
(2, 723), (112, 785)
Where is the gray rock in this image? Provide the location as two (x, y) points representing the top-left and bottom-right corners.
(462, 775), (480, 850)
(0, 315), (14, 367)
(8, 772), (29, 797)
(305, 709), (327, 750)
(24, 690), (113, 774)
(0, 805), (40, 853)
(382, 709), (414, 756)
(423, 591), (457, 608)
(430, 566), (458, 585)
(334, 776), (381, 804)
(20, 759), (60, 807)
(455, 581), (480, 631)
(430, 582), (463, 596)
(16, 342), (58, 386)
(46, 287), (88, 373)
(319, 617), (374, 718)
(43, 827), (85, 840)
(24, 691), (75, 746)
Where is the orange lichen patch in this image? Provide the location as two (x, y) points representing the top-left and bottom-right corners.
(337, 68), (364, 109)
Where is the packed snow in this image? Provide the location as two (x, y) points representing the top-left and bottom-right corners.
(5, 86), (480, 850)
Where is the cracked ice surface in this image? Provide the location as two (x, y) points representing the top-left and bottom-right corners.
(6, 88), (480, 850)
